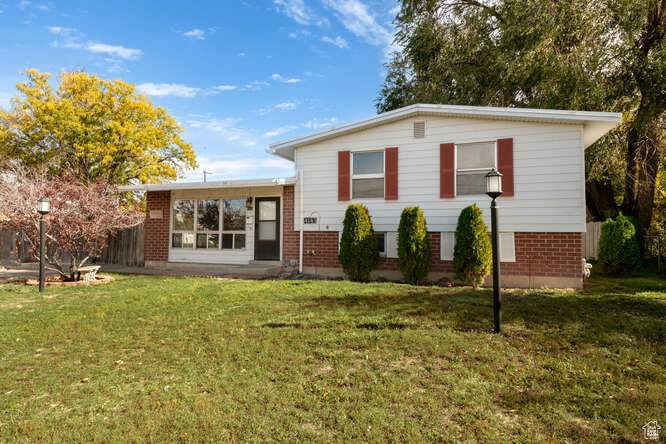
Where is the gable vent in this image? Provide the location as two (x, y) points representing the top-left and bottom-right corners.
(413, 121), (425, 138)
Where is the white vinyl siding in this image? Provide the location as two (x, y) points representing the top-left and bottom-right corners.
(294, 116), (586, 233)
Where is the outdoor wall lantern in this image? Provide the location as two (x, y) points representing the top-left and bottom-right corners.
(485, 169), (503, 333)
(37, 197), (51, 292)
(246, 197), (253, 209)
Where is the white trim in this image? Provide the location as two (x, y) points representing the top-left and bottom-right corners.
(119, 176), (296, 192)
(268, 104), (622, 160)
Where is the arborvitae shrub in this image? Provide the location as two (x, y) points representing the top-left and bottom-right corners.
(338, 204), (379, 281)
(397, 207), (432, 284)
(453, 204), (492, 288)
(597, 213), (641, 275)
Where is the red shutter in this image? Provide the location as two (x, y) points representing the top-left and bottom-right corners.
(338, 150), (350, 201)
(385, 147), (398, 200)
(497, 138), (514, 197)
(440, 143), (455, 198)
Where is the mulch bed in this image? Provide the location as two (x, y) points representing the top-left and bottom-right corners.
(25, 275), (114, 287)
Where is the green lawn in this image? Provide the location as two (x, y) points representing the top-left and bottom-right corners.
(0, 273), (664, 442)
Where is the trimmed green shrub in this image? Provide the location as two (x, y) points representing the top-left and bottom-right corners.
(598, 213), (641, 275)
(453, 204), (492, 288)
(397, 207), (432, 284)
(338, 204), (379, 281)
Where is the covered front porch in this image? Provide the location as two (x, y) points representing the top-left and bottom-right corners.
(119, 177), (295, 268)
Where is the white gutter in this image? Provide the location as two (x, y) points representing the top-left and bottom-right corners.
(298, 169), (304, 274)
(118, 176), (297, 192)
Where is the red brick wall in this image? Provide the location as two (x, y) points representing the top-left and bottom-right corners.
(504, 232), (583, 278)
(281, 184), (582, 278)
(282, 185), (298, 262)
(145, 190), (170, 262)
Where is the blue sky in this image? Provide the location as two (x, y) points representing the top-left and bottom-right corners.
(0, 0), (400, 182)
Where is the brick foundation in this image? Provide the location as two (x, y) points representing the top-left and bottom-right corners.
(281, 185), (583, 288)
(145, 191), (171, 262)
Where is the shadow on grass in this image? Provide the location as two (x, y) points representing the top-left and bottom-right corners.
(296, 284), (666, 344)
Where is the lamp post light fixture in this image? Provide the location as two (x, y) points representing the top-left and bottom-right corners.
(37, 198), (51, 292)
(485, 169), (503, 333)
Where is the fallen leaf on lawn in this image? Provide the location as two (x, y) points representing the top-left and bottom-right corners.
(509, 409), (517, 413)
(81, 378), (89, 383)
(323, 392), (328, 397)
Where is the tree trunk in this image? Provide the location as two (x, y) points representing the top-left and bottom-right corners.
(586, 178), (618, 221)
(635, 137), (660, 229)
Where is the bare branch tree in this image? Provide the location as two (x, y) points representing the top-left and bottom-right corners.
(0, 163), (144, 281)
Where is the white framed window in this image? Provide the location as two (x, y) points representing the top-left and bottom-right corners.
(172, 198), (247, 250)
(440, 232), (455, 261)
(221, 199), (246, 250)
(352, 151), (384, 199)
(172, 199), (195, 248)
(499, 232), (516, 262)
(456, 141), (496, 195)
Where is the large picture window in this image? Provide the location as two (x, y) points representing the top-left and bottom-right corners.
(352, 151), (384, 199)
(172, 198), (247, 250)
(456, 141), (495, 195)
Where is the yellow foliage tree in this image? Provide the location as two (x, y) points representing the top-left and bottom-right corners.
(0, 69), (197, 184)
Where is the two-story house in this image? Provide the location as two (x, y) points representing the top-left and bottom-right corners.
(121, 104), (621, 288)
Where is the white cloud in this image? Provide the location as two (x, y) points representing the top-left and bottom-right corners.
(271, 73), (302, 83)
(185, 117), (257, 146)
(84, 42), (142, 60)
(322, 0), (397, 56)
(237, 52), (246, 57)
(184, 156), (293, 181)
(47, 26), (142, 62)
(275, 100), (299, 110)
(137, 83), (200, 98)
(302, 117), (340, 129)
(183, 28), (205, 40)
(321, 35), (349, 48)
(47, 26), (76, 35)
(242, 80), (270, 91)
(19, 0), (48, 11)
(263, 125), (298, 137)
(213, 84), (237, 91)
(272, 0), (316, 25)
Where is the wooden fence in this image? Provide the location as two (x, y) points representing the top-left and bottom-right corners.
(583, 221), (602, 259)
(99, 224), (144, 266)
(0, 224), (144, 266)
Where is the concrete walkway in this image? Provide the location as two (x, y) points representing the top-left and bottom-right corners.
(0, 261), (286, 283)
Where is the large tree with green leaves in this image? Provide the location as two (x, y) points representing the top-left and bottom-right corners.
(378, 0), (665, 229)
(0, 69), (197, 185)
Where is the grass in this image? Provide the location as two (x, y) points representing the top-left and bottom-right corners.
(0, 272), (664, 442)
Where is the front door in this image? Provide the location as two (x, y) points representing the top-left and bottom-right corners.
(254, 197), (280, 260)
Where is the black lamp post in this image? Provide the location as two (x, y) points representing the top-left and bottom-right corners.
(485, 169), (503, 333)
(37, 198), (51, 292)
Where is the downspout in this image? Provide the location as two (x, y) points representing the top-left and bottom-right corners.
(299, 169), (304, 274)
